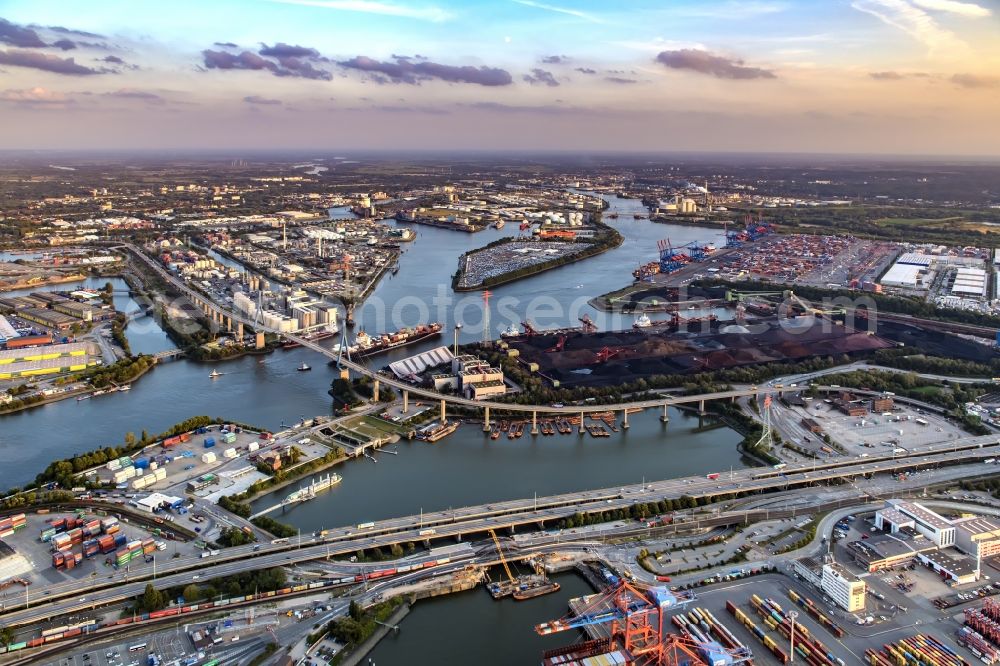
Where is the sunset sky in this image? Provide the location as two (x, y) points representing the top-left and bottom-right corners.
(1, 0), (998, 155)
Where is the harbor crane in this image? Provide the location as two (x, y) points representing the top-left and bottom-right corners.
(545, 335), (567, 353)
(536, 580), (749, 666)
(488, 529), (517, 587)
(579, 313), (598, 333)
(594, 346), (621, 363)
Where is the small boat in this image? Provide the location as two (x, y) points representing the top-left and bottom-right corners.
(633, 313), (652, 329)
(494, 219), (506, 229)
(209, 369), (221, 379)
(500, 323), (521, 338)
(297, 362), (312, 372)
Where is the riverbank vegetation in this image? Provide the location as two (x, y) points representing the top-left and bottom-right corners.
(23, 416), (237, 493)
(325, 597), (406, 665)
(131, 567), (288, 614)
(452, 217), (622, 291)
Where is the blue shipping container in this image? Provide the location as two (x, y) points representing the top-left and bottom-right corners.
(134, 458), (150, 469)
(114, 534), (127, 547)
(204, 438), (216, 448)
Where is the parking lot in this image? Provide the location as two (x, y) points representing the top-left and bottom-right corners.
(0, 510), (193, 592)
(782, 398), (965, 458)
(44, 626), (192, 666)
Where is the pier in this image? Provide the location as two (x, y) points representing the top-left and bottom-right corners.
(249, 474), (339, 519)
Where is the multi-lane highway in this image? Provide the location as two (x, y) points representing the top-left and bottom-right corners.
(5, 429), (1000, 628)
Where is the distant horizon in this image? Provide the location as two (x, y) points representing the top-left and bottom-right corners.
(3, 148), (1000, 164)
(0, 0), (998, 155)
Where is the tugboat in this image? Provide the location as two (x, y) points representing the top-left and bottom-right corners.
(209, 369), (222, 379)
(297, 362), (312, 372)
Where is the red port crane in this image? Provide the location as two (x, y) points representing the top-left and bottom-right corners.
(536, 580), (748, 666)
(579, 313), (598, 333)
(521, 320), (539, 337)
(545, 335), (567, 353)
(594, 347), (621, 363)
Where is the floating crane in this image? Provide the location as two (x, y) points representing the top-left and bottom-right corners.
(579, 313), (598, 333)
(488, 529), (516, 587)
(536, 580), (749, 666)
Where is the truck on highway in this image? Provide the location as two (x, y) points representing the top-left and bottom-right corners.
(706, 473), (720, 480)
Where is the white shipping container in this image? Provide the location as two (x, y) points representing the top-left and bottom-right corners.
(107, 460), (122, 471)
(201, 452), (217, 464)
(149, 462), (158, 471)
(248, 442), (260, 452)
(222, 447), (238, 459)
(154, 468), (167, 480)
(131, 477), (146, 490)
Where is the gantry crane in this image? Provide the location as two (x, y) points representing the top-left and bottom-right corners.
(536, 580), (749, 666)
(545, 335), (567, 353)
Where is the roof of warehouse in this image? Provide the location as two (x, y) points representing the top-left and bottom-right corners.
(892, 500), (953, 529)
(0, 341), (92, 361)
(954, 516), (1000, 539)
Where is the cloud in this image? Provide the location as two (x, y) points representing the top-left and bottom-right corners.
(214, 41), (239, 48)
(654, 49), (775, 80)
(244, 95), (283, 105)
(52, 38), (76, 50)
(910, 0), (990, 17)
(201, 48), (331, 80)
(870, 70), (905, 79)
(950, 73), (1000, 88)
(258, 42), (322, 59)
(605, 76), (637, 84)
(0, 17), (47, 48)
(0, 86), (71, 105)
(0, 49), (101, 75)
(104, 88), (164, 101)
(337, 55), (512, 85)
(851, 0), (965, 53)
(541, 55), (567, 64)
(44, 25), (104, 39)
(267, 0), (452, 22)
(100, 55), (126, 65)
(575, 67), (596, 74)
(523, 68), (559, 86)
(512, 0), (602, 23)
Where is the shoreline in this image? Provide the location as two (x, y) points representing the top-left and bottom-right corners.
(453, 226), (624, 292)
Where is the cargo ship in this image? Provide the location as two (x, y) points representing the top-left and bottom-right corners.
(513, 580), (561, 600)
(336, 322), (442, 358)
(632, 261), (661, 279)
(500, 323), (521, 338)
(488, 574), (560, 600)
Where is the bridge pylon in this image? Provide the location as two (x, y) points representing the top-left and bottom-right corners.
(336, 324), (352, 380)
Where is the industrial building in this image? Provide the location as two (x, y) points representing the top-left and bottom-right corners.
(951, 267), (988, 297)
(17, 307), (77, 331)
(847, 532), (934, 572)
(877, 500), (956, 547)
(879, 262), (928, 289)
(821, 563), (866, 612)
(429, 354), (507, 400)
(954, 516), (1000, 561)
(135, 493), (185, 513)
(0, 341), (98, 380)
(917, 549), (979, 585)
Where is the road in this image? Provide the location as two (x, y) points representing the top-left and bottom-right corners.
(6, 429), (1000, 628)
(123, 242), (783, 415)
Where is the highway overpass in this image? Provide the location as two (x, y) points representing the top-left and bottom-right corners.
(4, 430), (1000, 628)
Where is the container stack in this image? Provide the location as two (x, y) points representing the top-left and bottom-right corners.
(727, 600), (788, 663)
(956, 626), (1000, 664)
(787, 589), (845, 638)
(865, 635), (970, 666)
(749, 594), (844, 666)
(0, 513), (26, 538)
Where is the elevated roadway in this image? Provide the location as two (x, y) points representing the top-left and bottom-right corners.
(123, 243), (779, 418)
(4, 431), (1000, 628)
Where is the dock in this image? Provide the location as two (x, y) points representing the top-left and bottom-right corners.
(249, 473), (340, 519)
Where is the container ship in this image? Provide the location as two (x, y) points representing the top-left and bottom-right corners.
(337, 322), (443, 358)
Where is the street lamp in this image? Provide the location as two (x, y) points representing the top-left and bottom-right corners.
(788, 610), (798, 662)
(453, 323), (462, 356)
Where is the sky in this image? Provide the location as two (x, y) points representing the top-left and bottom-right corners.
(0, 0), (998, 155)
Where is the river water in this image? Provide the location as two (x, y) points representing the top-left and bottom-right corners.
(1, 196), (743, 657)
(1, 195), (739, 489)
